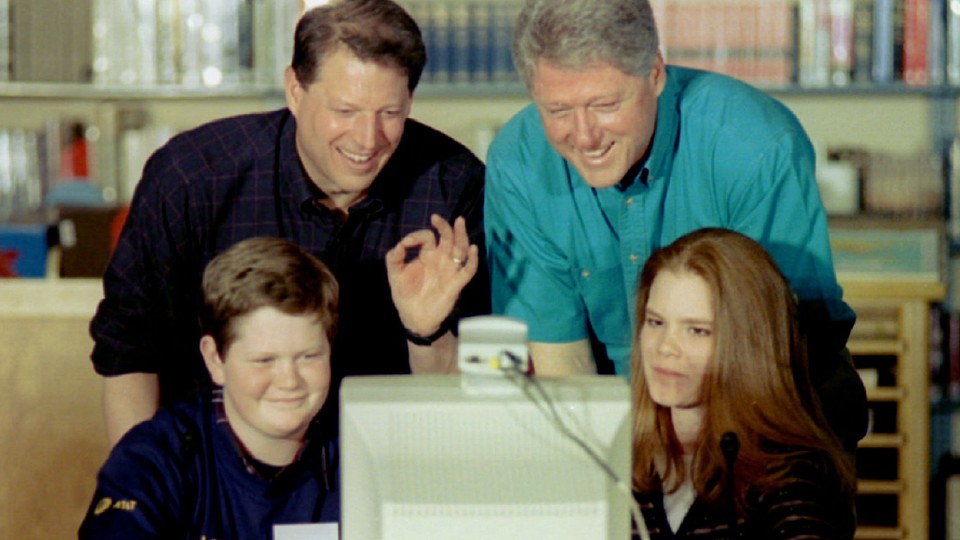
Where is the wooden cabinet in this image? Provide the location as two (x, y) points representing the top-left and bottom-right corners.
(841, 280), (946, 540)
(0, 278), (108, 540)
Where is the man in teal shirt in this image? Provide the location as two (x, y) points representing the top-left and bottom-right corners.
(485, 0), (866, 450)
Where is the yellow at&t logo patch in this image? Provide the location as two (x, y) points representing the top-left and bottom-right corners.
(93, 497), (112, 516)
(93, 496), (139, 515)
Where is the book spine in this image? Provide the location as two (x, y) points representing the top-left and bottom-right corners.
(0, 129), (13, 219)
(404, 1), (430, 81)
(854, 0), (876, 82)
(201, 1), (236, 86)
(490, 1), (517, 83)
(72, 0), (93, 82)
(756, 1), (795, 86)
(180, 0), (203, 86)
(903, 0), (931, 85)
(23, 0), (43, 81)
(894, 0), (907, 80)
(237, 0), (255, 84)
(873, 0), (895, 81)
(157, 0), (178, 84)
(9, 0), (27, 81)
(449, 2), (470, 84)
(251, 0), (273, 86)
(815, 0), (834, 84)
(798, 0), (831, 85)
(831, 0), (856, 84)
(949, 0), (960, 83)
(469, 2), (491, 83)
(135, 0), (158, 85)
(0, 0), (10, 81)
(429, 2), (451, 84)
(737, 2), (758, 83)
(779, 1), (797, 84)
(929, 0), (947, 84)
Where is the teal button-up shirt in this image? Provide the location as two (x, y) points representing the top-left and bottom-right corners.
(485, 66), (854, 376)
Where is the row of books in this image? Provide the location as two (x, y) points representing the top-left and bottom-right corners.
(90, 0), (300, 87)
(7, 0), (960, 89)
(654, 0), (797, 85)
(0, 128), (42, 221)
(0, 119), (105, 220)
(4, 117), (951, 216)
(817, 147), (943, 218)
(3, 0), (91, 83)
(405, 0), (960, 89)
(654, 0), (959, 87)
(0, 0), (520, 88)
(794, 0), (949, 86)
(403, 1), (521, 85)
(0, 0), (302, 87)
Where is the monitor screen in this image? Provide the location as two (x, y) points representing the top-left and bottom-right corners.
(340, 374), (633, 540)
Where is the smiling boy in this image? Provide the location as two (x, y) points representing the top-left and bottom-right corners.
(79, 237), (340, 539)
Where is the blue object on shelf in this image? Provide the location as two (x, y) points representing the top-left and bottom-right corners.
(0, 222), (49, 278)
(44, 182), (107, 207)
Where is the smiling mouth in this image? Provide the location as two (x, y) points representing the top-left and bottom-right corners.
(269, 397), (307, 407)
(581, 142), (614, 160)
(339, 148), (375, 164)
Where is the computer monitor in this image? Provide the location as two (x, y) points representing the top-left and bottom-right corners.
(340, 374), (633, 540)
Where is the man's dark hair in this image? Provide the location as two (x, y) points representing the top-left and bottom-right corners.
(291, 0), (426, 93)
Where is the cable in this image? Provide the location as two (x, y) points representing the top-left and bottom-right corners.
(498, 351), (651, 540)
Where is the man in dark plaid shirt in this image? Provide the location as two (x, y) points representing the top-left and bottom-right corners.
(90, 0), (489, 445)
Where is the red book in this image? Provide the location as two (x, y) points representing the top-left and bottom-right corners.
(903, 0), (930, 85)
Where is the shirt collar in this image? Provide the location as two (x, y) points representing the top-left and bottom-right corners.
(277, 112), (319, 211)
(642, 65), (681, 189)
(283, 112), (398, 217)
(212, 388), (311, 481)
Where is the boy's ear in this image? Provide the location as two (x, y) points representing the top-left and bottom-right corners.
(200, 335), (226, 386)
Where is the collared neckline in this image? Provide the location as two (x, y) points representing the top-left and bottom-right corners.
(282, 113), (391, 219)
(642, 66), (682, 190)
(211, 388), (310, 481)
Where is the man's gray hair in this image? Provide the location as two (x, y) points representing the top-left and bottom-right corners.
(512, 0), (660, 88)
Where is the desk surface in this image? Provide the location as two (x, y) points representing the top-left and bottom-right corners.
(0, 278), (102, 317)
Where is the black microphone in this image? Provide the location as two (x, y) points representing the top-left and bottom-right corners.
(720, 432), (740, 538)
(721, 432), (740, 463)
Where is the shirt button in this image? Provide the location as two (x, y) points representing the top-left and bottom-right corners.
(581, 269), (591, 278)
(625, 197), (634, 206)
(629, 254), (639, 263)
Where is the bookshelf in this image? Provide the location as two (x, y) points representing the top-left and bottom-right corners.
(840, 279), (946, 540)
(1, 0), (958, 211)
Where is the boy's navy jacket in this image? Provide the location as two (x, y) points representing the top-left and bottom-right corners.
(78, 391), (339, 539)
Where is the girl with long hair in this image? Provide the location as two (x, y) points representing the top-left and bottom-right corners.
(631, 228), (855, 539)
